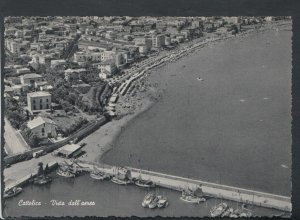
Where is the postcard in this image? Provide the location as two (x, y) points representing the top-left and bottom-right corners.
(2, 15), (292, 218)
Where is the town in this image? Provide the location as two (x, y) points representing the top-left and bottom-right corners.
(3, 16), (292, 218)
(4, 16), (283, 157)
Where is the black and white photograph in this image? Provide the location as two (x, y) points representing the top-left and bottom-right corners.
(2, 15), (292, 218)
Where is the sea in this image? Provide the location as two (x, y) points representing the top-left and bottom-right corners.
(4, 25), (292, 218)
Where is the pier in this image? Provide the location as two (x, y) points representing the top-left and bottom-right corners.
(5, 159), (291, 212)
(73, 160), (291, 212)
(5, 161), (58, 190)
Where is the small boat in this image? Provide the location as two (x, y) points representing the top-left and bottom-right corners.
(4, 187), (23, 199)
(221, 207), (234, 217)
(142, 193), (155, 208)
(229, 213), (239, 218)
(34, 176), (52, 185)
(157, 195), (168, 208)
(180, 192), (206, 204)
(239, 212), (252, 217)
(111, 177), (131, 185)
(210, 202), (228, 217)
(197, 77), (204, 81)
(90, 171), (110, 180)
(135, 179), (155, 188)
(180, 195), (206, 203)
(56, 168), (75, 178)
(148, 196), (159, 209)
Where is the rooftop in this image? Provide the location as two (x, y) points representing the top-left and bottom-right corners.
(20, 73), (43, 79)
(27, 91), (51, 98)
(27, 116), (56, 129)
(59, 143), (83, 157)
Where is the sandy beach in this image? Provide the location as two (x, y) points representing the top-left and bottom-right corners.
(102, 21), (291, 196)
(78, 83), (159, 162)
(78, 21), (292, 182)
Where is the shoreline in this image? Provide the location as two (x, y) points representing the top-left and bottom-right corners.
(78, 20), (291, 164)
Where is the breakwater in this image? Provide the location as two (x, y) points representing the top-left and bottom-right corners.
(73, 160), (291, 212)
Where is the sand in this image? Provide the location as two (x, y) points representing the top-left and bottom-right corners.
(77, 20), (291, 168)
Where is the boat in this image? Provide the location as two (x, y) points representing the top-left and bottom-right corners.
(111, 177), (131, 185)
(142, 193), (155, 208)
(197, 77), (204, 81)
(221, 207), (234, 217)
(239, 212), (252, 217)
(157, 195), (169, 208)
(135, 179), (155, 188)
(180, 191), (206, 203)
(210, 202), (228, 217)
(4, 187), (23, 199)
(148, 196), (159, 209)
(56, 168), (75, 178)
(34, 176), (52, 185)
(229, 213), (239, 218)
(90, 171), (110, 180)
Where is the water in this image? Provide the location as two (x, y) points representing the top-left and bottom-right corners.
(103, 28), (292, 196)
(4, 27), (292, 217)
(4, 173), (279, 217)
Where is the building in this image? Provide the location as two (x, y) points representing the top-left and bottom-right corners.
(26, 116), (57, 139)
(74, 51), (102, 63)
(223, 17), (241, 24)
(265, 16), (274, 22)
(165, 36), (171, 46)
(101, 50), (116, 62)
(64, 68), (88, 81)
(20, 73), (44, 85)
(56, 143), (83, 158)
(5, 40), (21, 54)
(34, 81), (53, 91)
(50, 59), (66, 68)
(98, 60), (117, 79)
(181, 29), (191, 39)
(134, 37), (152, 47)
(152, 34), (165, 48)
(27, 91), (51, 112)
(16, 68), (31, 75)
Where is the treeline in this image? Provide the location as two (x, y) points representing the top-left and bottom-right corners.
(60, 117), (89, 137)
(76, 83), (112, 114)
(5, 97), (28, 129)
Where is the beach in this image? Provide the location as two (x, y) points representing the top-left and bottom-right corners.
(100, 22), (292, 196)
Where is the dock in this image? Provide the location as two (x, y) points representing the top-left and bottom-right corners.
(5, 161), (58, 190)
(73, 160), (291, 212)
(5, 158), (291, 212)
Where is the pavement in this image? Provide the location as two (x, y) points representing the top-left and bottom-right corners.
(4, 118), (30, 155)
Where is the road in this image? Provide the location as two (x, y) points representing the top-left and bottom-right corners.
(4, 118), (30, 155)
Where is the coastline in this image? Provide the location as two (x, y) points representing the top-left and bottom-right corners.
(78, 92), (158, 162)
(78, 20), (291, 165)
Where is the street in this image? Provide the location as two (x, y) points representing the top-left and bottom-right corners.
(4, 118), (30, 155)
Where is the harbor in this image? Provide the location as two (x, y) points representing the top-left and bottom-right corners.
(66, 160), (292, 212)
(3, 159), (291, 217)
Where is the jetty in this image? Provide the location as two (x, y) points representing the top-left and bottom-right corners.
(4, 161), (58, 190)
(72, 160), (291, 212)
(5, 158), (291, 212)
